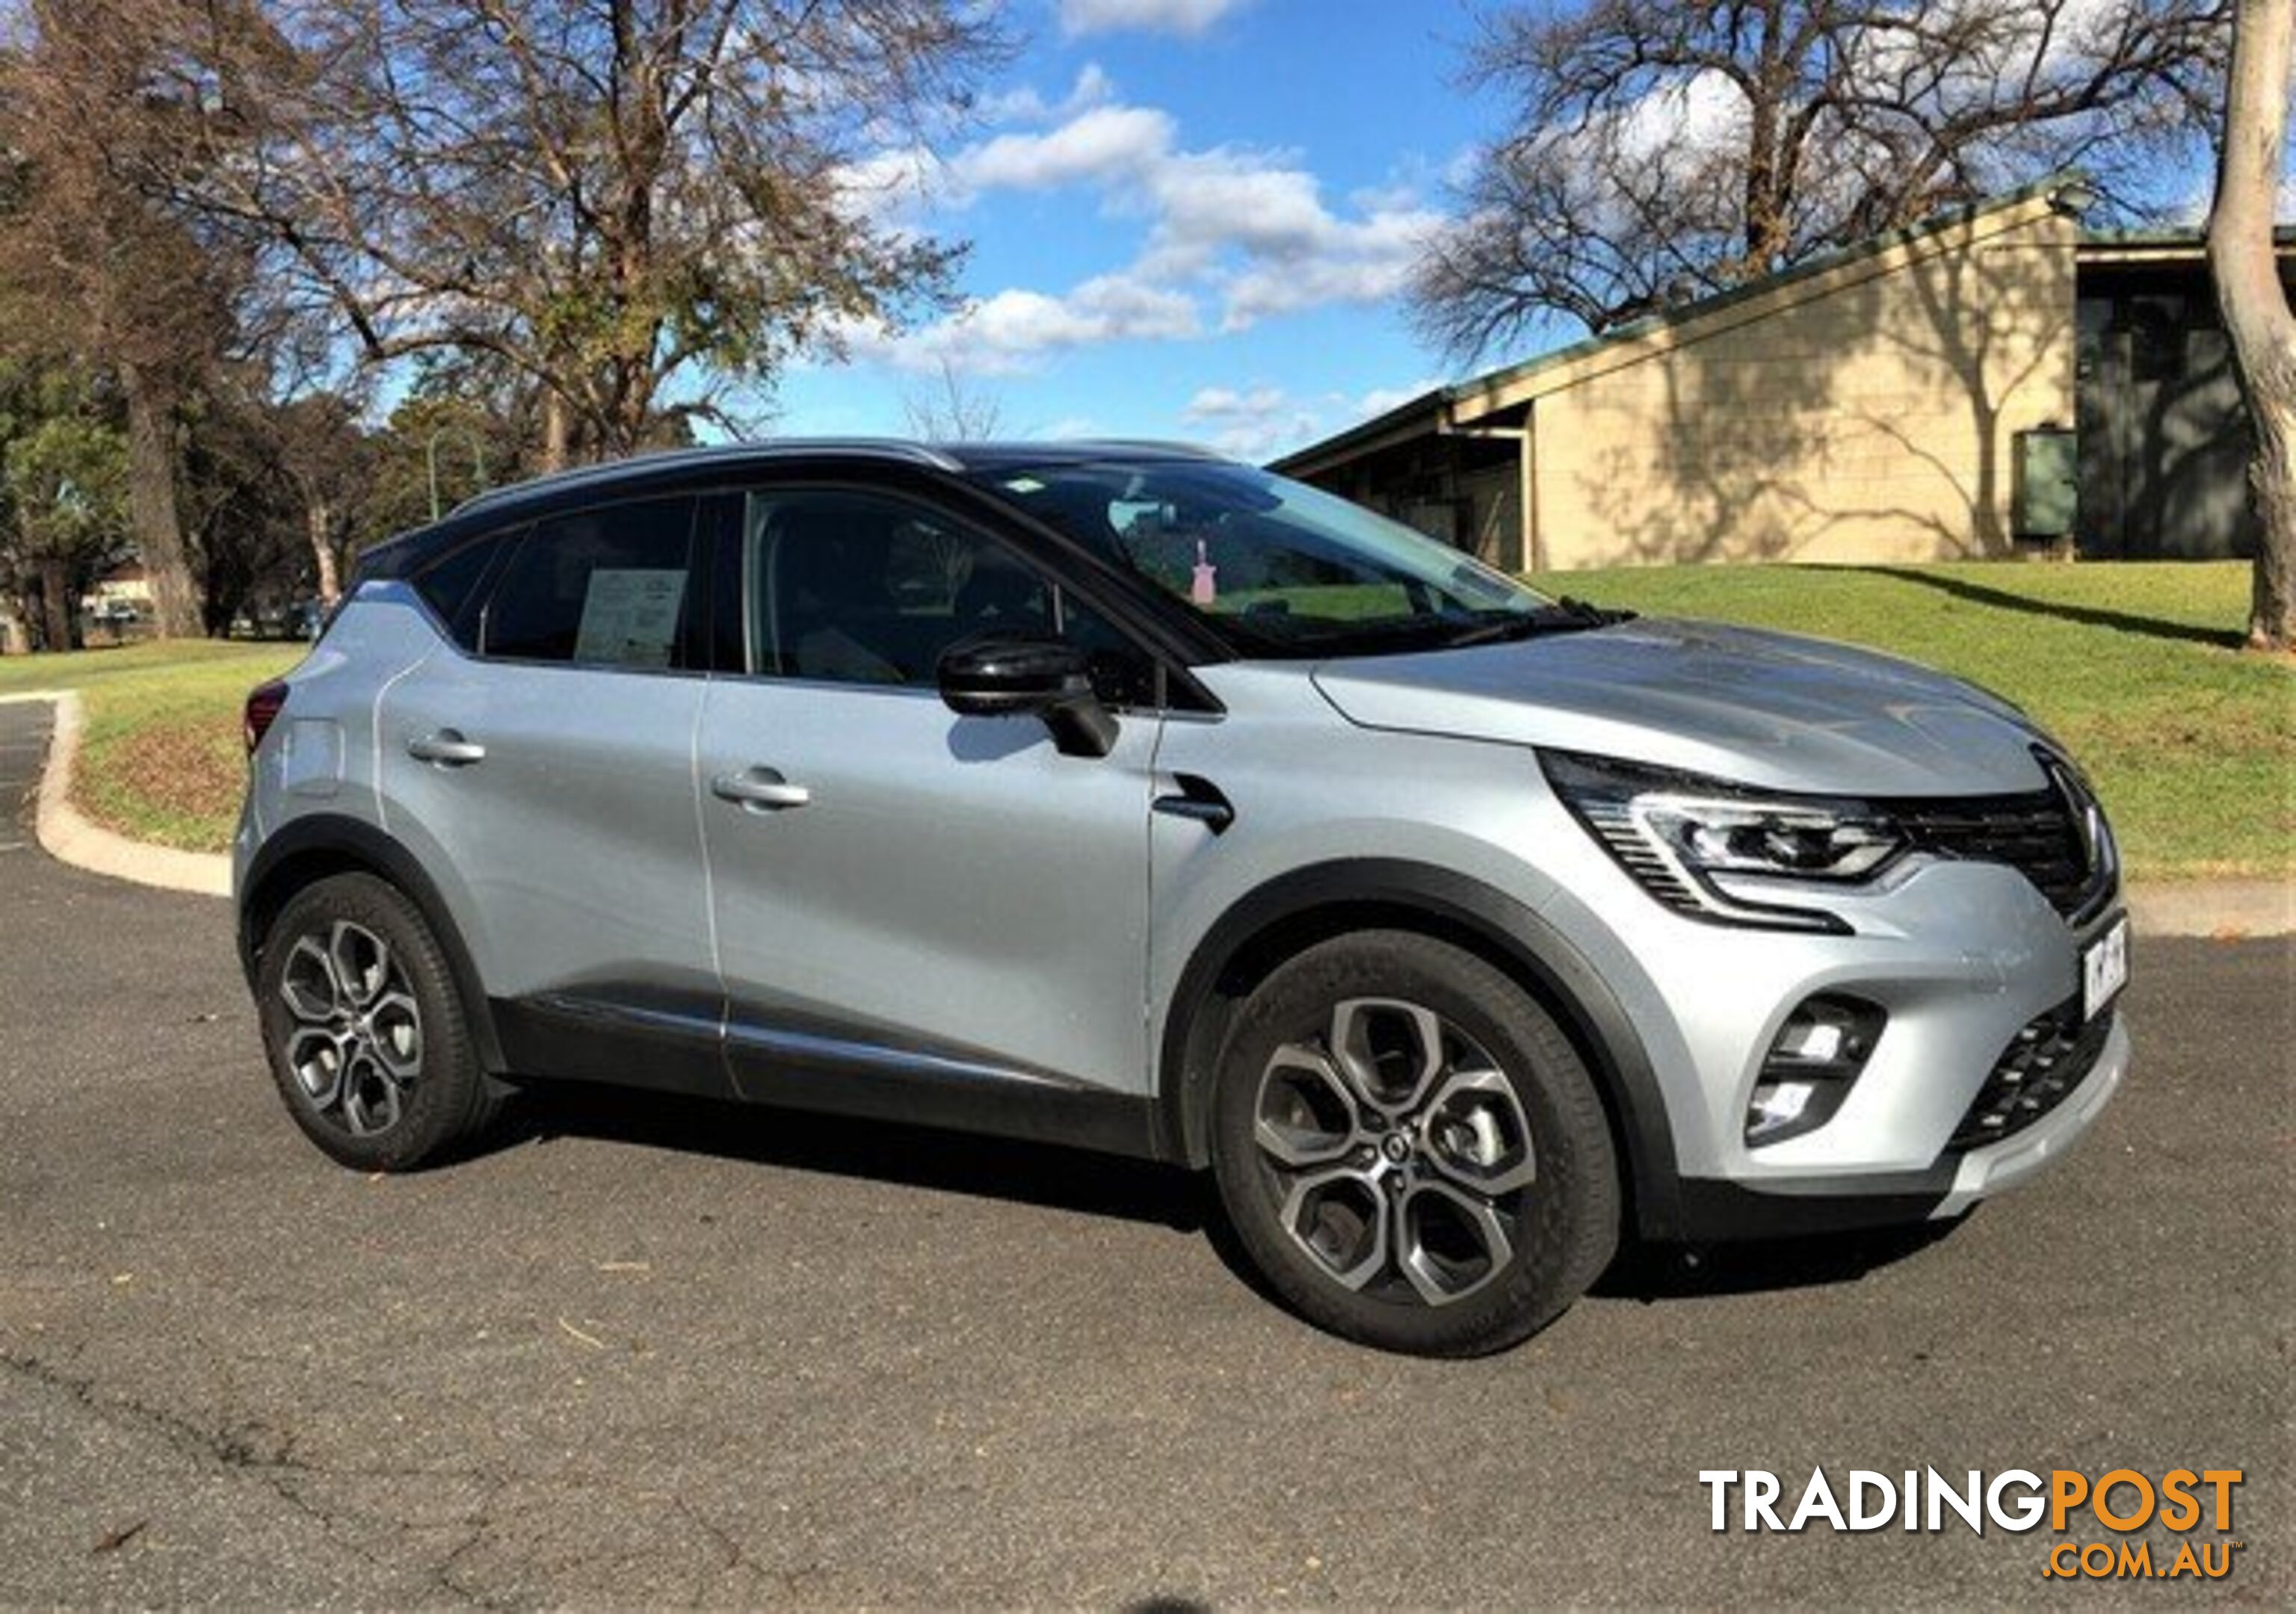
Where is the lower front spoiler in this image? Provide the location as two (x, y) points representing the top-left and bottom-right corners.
(1667, 1014), (2132, 1243)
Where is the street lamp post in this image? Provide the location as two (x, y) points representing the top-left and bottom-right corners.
(426, 425), (492, 519)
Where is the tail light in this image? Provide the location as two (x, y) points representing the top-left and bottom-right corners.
(244, 680), (289, 755)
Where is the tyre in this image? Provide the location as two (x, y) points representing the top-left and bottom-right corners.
(255, 872), (502, 1170)
(1209, 930), (1620, 1356)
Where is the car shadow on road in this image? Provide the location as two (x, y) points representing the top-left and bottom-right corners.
(1592, 1215), (1970, 1303)
(499, 1086), (1971, 1312)
(502, 1083), (1216, 1234)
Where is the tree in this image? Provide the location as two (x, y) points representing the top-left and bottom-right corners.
(903, 358), (1004, 442)
(257, 391), (375, 607)
(359, 356), (548, 542)
(176, 385), (324, 633)
(2207, 0), (2295, 652)
(179, 1), (1004, 467)
(0, 0), (242, 638)
(2, 399), (129, 651)
(1416, 0), (2229, 353)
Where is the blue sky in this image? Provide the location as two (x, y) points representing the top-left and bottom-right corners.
(772, 0), (1522, 460)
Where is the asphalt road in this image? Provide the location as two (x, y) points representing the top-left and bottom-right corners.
(1, 698), (2289, 1607)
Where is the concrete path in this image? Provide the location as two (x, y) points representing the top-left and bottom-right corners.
(2127, 876), (2294, 938)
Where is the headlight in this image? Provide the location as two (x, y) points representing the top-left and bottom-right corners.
(1541, 752), (1908, 933)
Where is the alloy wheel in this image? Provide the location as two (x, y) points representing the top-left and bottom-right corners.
(1253, 998), (1537, 1306)
(277, 920), (424, 1137)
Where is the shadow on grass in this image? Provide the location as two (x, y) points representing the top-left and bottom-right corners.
(1830, 564), (2246, 651)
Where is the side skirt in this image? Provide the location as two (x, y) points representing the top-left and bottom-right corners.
(494, 992), (1159, 1160)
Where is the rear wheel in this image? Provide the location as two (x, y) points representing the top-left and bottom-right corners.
(256, 873), (501, 1170)
(1209, 930), (1620, 1356)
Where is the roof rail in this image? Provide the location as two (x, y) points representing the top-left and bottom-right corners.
(446, 439), (966, 519)
(1055, 437), (1227, 460)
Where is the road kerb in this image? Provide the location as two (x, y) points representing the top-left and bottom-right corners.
(0, 690), (232, 898)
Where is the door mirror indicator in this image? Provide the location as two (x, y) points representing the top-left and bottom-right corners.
(936, 633), (1118, 758)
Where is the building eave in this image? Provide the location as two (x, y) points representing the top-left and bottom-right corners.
(1267, 389), (1450, 477)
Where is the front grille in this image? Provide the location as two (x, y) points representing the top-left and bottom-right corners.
(1951, 998), (2114, 1150)
(1888, 788), (2100, 919)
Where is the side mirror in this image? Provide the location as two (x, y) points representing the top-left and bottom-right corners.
(936, 633), (1118, 758)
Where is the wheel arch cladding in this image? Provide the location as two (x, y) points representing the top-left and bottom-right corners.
(1155, 860), (1685, 1240)
(237, 814), (507, 1075)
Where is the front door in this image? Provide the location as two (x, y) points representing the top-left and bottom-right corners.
(694, 483), (1162, 1145)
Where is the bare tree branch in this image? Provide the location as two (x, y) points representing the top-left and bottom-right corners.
(1416, 0), (2230, 356)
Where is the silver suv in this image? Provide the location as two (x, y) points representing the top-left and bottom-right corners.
(235, 442), (2131, 1355)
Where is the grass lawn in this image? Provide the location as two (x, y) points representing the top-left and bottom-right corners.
(0, 639), (304, 853)
(1528, 560), (2294, 880)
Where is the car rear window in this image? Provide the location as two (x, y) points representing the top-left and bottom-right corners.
(481, 495), (699, 669)
(410, 530), (513, 649)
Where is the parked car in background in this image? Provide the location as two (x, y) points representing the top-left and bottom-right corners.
(233, 442), (2129, 1355)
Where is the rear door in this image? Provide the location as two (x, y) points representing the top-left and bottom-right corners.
(377, 492), (723, 1089)
(693, 481), (1164, 1140)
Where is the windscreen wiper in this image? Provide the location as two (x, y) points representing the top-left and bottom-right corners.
(1445, 596), (1635, 649)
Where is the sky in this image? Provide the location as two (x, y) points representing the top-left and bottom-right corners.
(769, 0), (1515, 461)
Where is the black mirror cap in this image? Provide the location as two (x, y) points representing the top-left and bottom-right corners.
(936, 632), (1117, 758)
(937, 632), (1093, 714)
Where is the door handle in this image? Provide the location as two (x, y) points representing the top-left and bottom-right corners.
(407, 729), (486, 766)
(1153, 773), (1233, 834)
(712, 767), (812, 811)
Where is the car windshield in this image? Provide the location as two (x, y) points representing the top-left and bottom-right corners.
(971, 458), (1569, 658)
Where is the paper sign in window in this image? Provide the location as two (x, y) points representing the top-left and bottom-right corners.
(573, 568), (686, 667)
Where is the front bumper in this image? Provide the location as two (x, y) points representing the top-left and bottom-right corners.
(1932, 1011), (2130, 1216)
(1519, 796), (2132, 1237)
(1663, 1011), (2129, 1239)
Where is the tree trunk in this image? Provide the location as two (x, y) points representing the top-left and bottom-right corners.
(540, 385), (573, 472)
(307, 498), (342, 605)
(0, 593), (31, 655)
(34, 554), (75, 651)
(2207, 0), (2296, 652)
(118, 361), (203, 639)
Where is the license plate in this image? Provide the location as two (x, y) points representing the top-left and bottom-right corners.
(2082, 915), (2130, 1021)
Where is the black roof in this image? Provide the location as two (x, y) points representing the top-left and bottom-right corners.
(358, 436), (1232, 578)
(445, 436), (1226, 521)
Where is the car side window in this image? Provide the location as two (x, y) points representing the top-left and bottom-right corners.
(482, 496), (698, 669)
(743, 489), (1155, 703)
(410, 528), (516, 650)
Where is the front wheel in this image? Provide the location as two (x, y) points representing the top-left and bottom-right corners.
(256, 873), (502, 1170)
(1210, 931), (1620, 1356)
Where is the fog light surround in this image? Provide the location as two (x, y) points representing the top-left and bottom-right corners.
(1745, 995), (1886, 1145)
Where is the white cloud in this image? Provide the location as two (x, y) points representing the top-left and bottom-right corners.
(1354, 378), (1445, 418)
(1614, 69), (1747, 164)
(1058, 0), (1248, 38)
(835, 73), (1439, 374)
(1181, 383), (1323, 460)
(1216, 199), (1443, 330)
(842, 270), (1202, 376)
(957, 104), (1176, 194)
(975, 63), (1114, 126)
(832, 143), (945, 220)
(1182, 384), (1288, 419)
